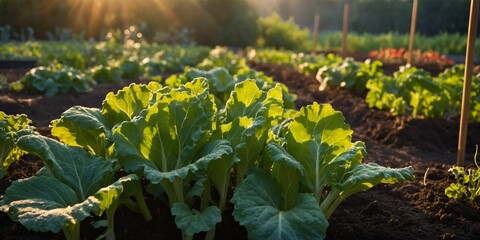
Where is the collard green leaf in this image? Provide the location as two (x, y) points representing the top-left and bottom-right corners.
(0, 175), (94, 233)
(2, 131), (138, 235)
(223, 79), (284, 123)
(51, 106), (112, 157)
(0, 174), (138, 234)
(112, 78), (232, 206)
(334, 163), (414, 193)
(102, 83), (153, 128)
(113, 80), (215, 178)
(171, 202), (221, 237)
(15, 131), (115, 200)
(232, 170), (328, 240)
(284, 103), (353, 197)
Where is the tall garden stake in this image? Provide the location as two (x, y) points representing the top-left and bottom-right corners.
(458, 0), (479, 166)
(407, 0), (418, 65)
(312, 14), (320, 53)
(341, 0), (350, 58)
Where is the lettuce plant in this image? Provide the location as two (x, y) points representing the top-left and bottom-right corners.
(0, 111), (35, 179)
(316, 58), (383, 93)
(366, 66), (447, 118)
(0, 131), (138, 240)
(232, 103), (414, 239)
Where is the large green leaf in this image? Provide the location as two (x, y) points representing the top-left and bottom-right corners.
(113, 80), (215, 176)
(223, 79), (284, 123)
(284, 103), (353, 198)
(15, 131), (115, 200)
(101, 83), (154, 128)
(51, 106), (112, 157)
(232, 170), (328, 240)
(334, 163), (414, 193)
(0, 174), (137, 234)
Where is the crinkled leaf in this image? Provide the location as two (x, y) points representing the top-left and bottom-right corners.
(102, 83), (153, 128)
(15, 131), (115, 200)
(0, 174), (137, 233)
(285, 103), (353, 195)
(223, 79), (284, 123)
(113, 79), (229, 183)
(0, 175), (94, 233)
(335, 163), (414, 194)
(51, 106), (112, 157)
(232, 170), (328, 240)
(171, 202), (221, 237)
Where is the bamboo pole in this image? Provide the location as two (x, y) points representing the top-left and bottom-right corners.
(312, 14), (320, 53)
(341, 0), (350, 58)
(407, 0), (419, 65)
(457, 0), (480, 166)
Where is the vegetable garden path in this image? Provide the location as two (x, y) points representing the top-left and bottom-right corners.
(1, 63), (479, 239)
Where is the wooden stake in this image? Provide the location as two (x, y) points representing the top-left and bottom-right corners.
(341, 0), (350, 58)
(407, 0), (419, 65)
(457, 0), (480, 166)
(312, 14), (320, 53)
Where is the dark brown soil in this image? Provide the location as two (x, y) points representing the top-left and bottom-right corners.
(1, 63), (480, 240)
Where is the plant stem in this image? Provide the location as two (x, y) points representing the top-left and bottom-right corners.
(134, 186), (153, 221)
(319, 188), (340, 218)
(105, 206), (116, 240)
(123, 198), (140, 213)
(204, 225), (217, 240)
(62, 223), (80, 240)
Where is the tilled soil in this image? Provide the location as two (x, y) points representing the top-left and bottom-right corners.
(1, 64), (480, 240)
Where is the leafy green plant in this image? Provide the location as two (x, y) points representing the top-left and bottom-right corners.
(445, 146), (480, 202)
(247, 48), (342, 76)
(231, 103), (414, 239)
(0, 112), (35, 179)
(0, 131), (139, 240)
(90, 64), (122, 83)
(366, 66), (447, 118)
(196, 47), (247, 74)
(13, 63), (93, 96)
(112, 79), (233, 239)
(317, 58), (383, 93)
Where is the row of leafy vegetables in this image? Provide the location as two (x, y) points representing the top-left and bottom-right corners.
(0, 66), (414, 240)
(316, 58), (480, 122)
(248, 48), (480, 122)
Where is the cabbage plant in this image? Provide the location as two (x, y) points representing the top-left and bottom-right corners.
(0, 131), (138, 240)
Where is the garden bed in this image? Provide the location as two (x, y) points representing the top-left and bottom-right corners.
(1, 64), (479, 239)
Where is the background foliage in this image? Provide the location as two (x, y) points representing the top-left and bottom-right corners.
(0, 0), (473, 47)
